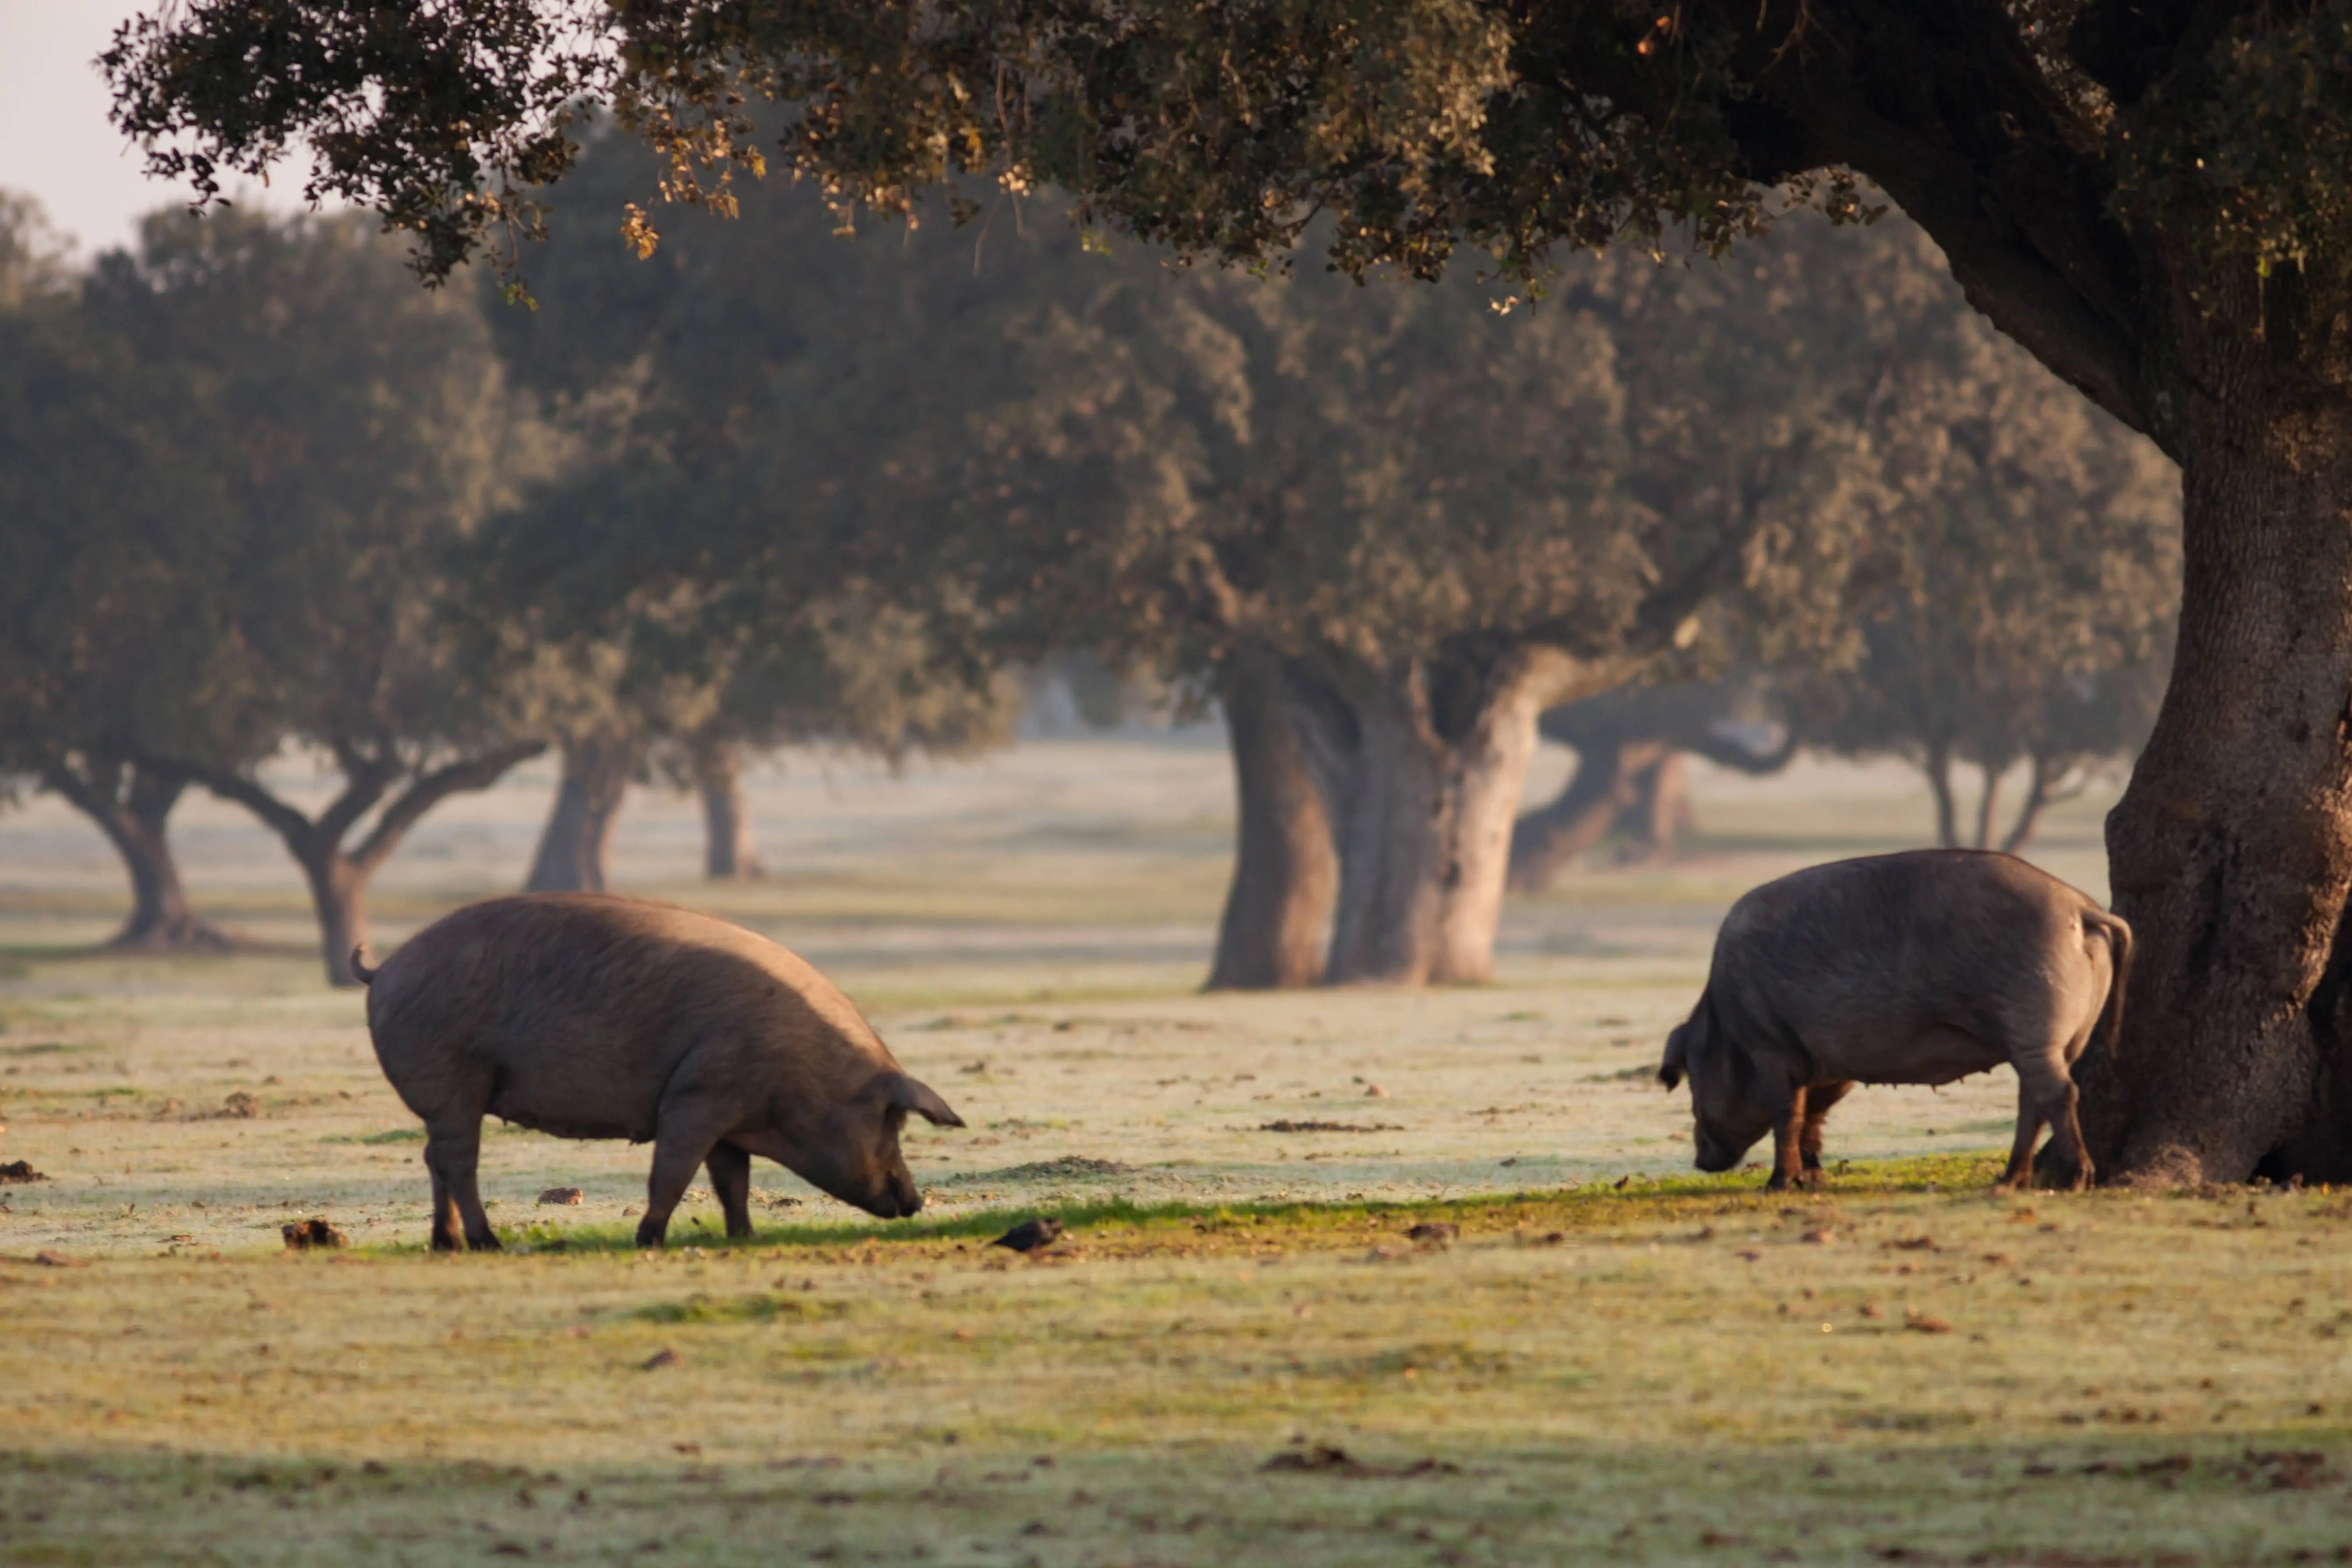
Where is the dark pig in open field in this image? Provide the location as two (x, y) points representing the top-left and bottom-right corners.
(1657, 851), (2129, 1192)
(353, 894), (964, 1250)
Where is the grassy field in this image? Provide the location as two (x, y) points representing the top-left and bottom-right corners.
(13, 740), (2342, 1566)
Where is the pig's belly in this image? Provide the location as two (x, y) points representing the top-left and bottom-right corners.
(1822, 1021), (2006, 1088)
(484, 1063), (657, 1142)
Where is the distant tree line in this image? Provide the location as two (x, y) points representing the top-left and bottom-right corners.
(0, 149), (2178, 990)
(0, 191), (1004, 984)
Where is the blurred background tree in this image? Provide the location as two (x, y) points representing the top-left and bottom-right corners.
(0, 192), (252, 950)
(1784, 314), (2181, 854)
(75, 209), (559, 985)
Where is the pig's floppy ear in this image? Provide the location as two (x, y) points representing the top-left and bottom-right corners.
(885, 1074), (966, 1128)
(1658, 1024), (1689, 1093)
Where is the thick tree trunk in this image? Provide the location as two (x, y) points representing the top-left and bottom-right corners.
(1506, 737), (1672, 891)
(1615, 749), (1693, 863)
(1972, 764), (2003, 852)
(1923, 738), (1961, 849)
(299, 849), (370, 989)
(1293, 646), (1621, 985)
(1206, 648), (1336, 990)
(2076, 273), (2352, 1187)
(1999, 754), (2066, 856)
(41, 760), (230, 951)
(526, 735), (638, 893)
(696, 741), (762, 881)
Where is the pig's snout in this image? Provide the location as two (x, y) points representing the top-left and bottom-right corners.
(856, 1170), (924, 1219)
(1694, 1138), (1741, 1173)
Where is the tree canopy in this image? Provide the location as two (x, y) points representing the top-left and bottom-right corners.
(104, 2), (2352, 452)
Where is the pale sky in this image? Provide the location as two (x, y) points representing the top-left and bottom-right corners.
(0, 0), (316, 257)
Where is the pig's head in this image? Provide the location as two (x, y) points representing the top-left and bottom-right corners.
(779, 1072), (965, 1219)
(1657, 998), (1772, 1174)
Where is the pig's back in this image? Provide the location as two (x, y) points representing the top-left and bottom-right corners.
(1709, 851), (2100, 1076)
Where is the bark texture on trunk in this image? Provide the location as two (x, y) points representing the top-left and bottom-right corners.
(41, 759), (230, 951)
(695, 740), (763, 881)
(1291, 646), (1621, 985)
(1206, 648), (1336, 990)
(2078, 267), (2352, 1186)
(526, 735), (639, 894)
(185, 739), (546, 986)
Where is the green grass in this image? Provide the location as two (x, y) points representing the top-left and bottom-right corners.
(8, 1167), (2352, 1564)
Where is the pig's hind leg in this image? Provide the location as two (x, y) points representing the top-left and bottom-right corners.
(705, 1142), (755, 1240)
(1997, 1097), (2048, 1192)
(1801, 1082), (1853, 1178)
(2000, 997), (2095, 1193)
(423, 1117), (501, 1252)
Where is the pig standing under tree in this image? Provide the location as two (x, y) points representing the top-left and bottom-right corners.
(354, 895), (963, 1250)
(1657, 851), (2130, 1192)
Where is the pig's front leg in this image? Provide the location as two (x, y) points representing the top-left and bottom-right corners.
(1801, 1081), (1852, 1179)
(637, 1107), (733, 1248)
(1765, 1085), (1810, 1192)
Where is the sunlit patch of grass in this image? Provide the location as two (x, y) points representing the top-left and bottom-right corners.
(628, 1291), (853, 1325)
(8, 1173), (2352, 1564)
(384, 1155), (2025, 1261)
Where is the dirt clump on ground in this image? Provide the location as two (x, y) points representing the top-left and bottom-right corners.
(991, 1217), (1065, 1253)
(537, 1187), (585, 1205)
(281, 1218), (347, 1250)
(1262, 1445), (1458, 1478)
(0, 1161), (46, 1184)
(1259, 1120), (1402, 1134)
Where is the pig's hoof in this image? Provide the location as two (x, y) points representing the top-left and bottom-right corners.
(1764, 1172), (1790, 1193)
(466, 1232), (503, 1253)
(634, 1224), (667, 1249)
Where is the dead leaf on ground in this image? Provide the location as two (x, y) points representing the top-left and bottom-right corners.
(281, 1218), (347, 1250)
(1262, 1445), (1457, 1478)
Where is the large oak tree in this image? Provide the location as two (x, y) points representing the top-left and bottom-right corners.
(106, 1), (2352, 1182)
